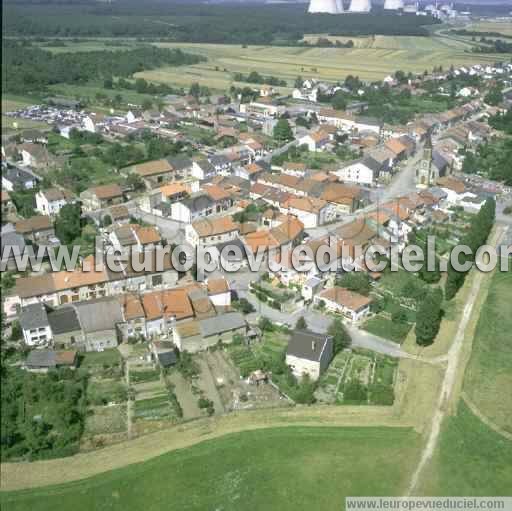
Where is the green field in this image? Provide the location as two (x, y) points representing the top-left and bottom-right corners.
(136, 40), (506, 90)
(463, 270), (512, 433)
(419, 402), (512, 496)
(0, 426), (420, 511)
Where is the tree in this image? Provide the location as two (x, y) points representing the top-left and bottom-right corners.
(141, 99), (153, 111)
(295, 316), (307, 331)
(189, 82), (201, 99)
(415, 288), (443, 346)
(258, 317), (274, 332)
(102, 214), (112, 227)
(103, 77), (113, 89)
(126, 173), (146, 192)
(484, 86), (503, 107)
(273, 118), (293, 142)
(331, 91), (347, 111)
(55, 203), (81, 246)
(327, 318), (352, 353)
(336, 272), (371, 296)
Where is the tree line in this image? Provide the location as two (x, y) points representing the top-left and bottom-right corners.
(445, 198), (496, 301)
(2, 40), (205, 94)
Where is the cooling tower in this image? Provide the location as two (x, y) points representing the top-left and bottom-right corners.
(335, 0), (345, 12)
(348, 0), (371, 12)
(384, 0), (404, 9)
(308, 0), (339, 13)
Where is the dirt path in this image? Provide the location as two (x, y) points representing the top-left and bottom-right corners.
(461, 392), (512, 441)
(197, 355), (225, 415)
(167, 372), (201, 420)
(406, 226), (504, 496)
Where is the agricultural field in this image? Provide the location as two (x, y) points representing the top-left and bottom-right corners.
(462, 270), (512, 433)
(0, 426), (421, 511)
(137, 40), (506, 90)
(315, 350), (397, 406)
(2, 96), (49, 135)
(465, 20), (512, 37)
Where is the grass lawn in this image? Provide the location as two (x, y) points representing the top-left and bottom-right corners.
(463, 270), (512, 433)
(419, 402), (512, 496)
(363, 316), (411, 344)
(1, 426), (421, 511)
(79, 349), (122, 369)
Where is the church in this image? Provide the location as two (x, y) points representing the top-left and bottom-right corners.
(416, 134), (452, 188)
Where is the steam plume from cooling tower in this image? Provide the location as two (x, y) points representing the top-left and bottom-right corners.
(348, 0), (372, 12)
(308, 0), (340, 14)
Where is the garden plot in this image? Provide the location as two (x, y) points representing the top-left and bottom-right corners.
(204, 350), (289, 411)
(316, 350), (398, 406)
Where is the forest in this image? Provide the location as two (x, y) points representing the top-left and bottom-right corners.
(3, 3), (438, 43)
(2, 40), (205, 94)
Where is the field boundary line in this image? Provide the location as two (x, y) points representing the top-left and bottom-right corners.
(461, 392), (512, 441)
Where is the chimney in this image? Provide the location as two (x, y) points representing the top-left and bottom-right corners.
(312, 340), (317, 352)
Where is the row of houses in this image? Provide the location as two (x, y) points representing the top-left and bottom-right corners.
(18, 277), (247, 355)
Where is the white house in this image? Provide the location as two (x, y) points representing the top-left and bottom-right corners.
(191, 159), (216, 181)
(334, 158), (380, 186)
(19, 303), (53, 347)
(185, 215), (240, 247)
(35, 188), (73, 216)
(314, 286), (372, 322)
(206, 278), (231, 307)
(280, 196), (334, 229)
(298, 130), (330, 152)
(285, 331), (333, 381)
(171, 194), (215, 223)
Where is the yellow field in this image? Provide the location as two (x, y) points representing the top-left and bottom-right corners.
(466, 20), (512, 37)
(137, 41), (505, 91)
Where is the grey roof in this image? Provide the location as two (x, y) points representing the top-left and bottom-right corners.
(19, 302), (49, 331)
(74, 297), (124, 333)
(429, 187), (448, 200)
(215, 237), (247, 260)
(195, 159), (215, 173)
(357, 116), (381, 127)
(25, 350), (56, 368)
(2, 165), (38, 188)
(361, 156), (382, 173)
(209, 154), (230, 167)
(286, 331), (331, 362)
(199, 312), (246, 337)
(181, 193), (215, 212)
(47, 307), (81, 335)
(157, 350), (177, 367)
(168, 156), (192, 171)
(1, 224), (26, 254)
(433, 150), (450, 172)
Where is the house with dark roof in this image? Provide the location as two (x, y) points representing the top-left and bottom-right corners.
(285, 330), (333, 381)
(2, 165), (39, 191)
(334, 157), (381, 185)
(24, 350), (78, 372)
(170, 193), (216, 223)
(19, 302), (52, 347)
(174, 312), (247, 353)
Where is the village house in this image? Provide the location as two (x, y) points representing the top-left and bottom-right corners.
(334, 157), (381, 186)
(107, 205), (130, 225)
(174, 312), (247, 353)
(1, 190), (17, 219)
(24, 350), (78, 373)
(185, 215), (240, 247)
(235, 162), (266, 181)
(191, 158), (217, 181)
(19, 143), (51, 169)
(315, 286), (372, 322)
(170, 193), (217, 223)
(80, 184), (124, 211)
(15, 215), (55, 244)
(109, 224), (162, 253)
(280, 196), (335, 228)
(2, 165), (39, 191)
(285, 330), (333, 381)
(320, 183), (362, 215)
(299, 130), (330, 152)
(35, 188), (74, 216)
(133, 159), (175, 189)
